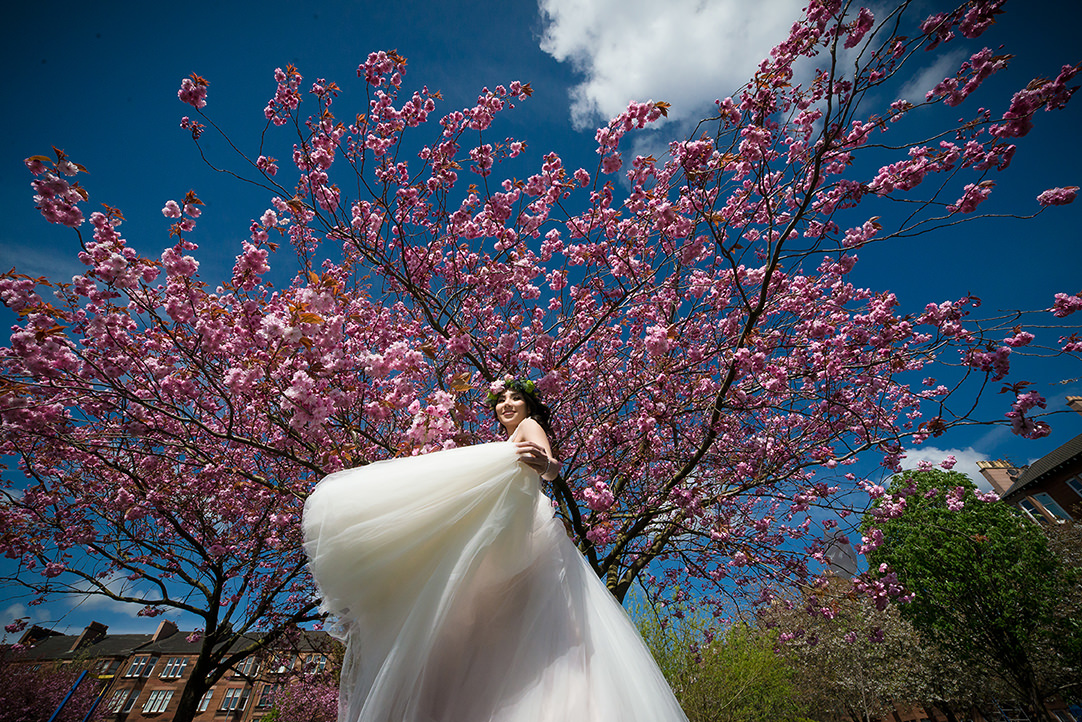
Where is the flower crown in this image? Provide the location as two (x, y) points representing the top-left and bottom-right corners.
(486, 376), (539, 407)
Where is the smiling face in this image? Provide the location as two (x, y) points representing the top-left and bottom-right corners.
(495, 389), (528, 435)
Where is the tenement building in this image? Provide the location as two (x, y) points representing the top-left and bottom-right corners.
(6, 619), (334, 721)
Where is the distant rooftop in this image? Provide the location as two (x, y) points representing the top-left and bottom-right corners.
(1003, 430), (1082, 500)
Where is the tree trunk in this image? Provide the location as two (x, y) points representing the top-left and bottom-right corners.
(171, 678), (212, 722)
(1026, 689), (1055, 722)
(170, 636), (223, 722)
(933, 700), (958, 722)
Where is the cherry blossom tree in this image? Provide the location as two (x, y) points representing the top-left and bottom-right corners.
(3, 5), (1081, 718)
(0, 653), (104, 722)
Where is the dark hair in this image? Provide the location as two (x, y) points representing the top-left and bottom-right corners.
(488, 378), (556, 440)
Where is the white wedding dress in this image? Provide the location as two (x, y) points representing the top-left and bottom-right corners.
(302, 442), (688, 722)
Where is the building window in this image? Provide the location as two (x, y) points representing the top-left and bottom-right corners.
(125, 655), (158, 677)
(305, 653), (328, 673)
(1034, 492), (1073, 520)
(1066, 476), (1082, 498)
(1018, 499), (1045, 523)
(233, 655), (259, 677)
(142, 690), (174, 714)
(106, 690), (130, 714)
(122, 690), (140, 714)
(256, 683), (279, 709)
(269, 653), (297, 674)
(196, 690), (213, 713)
(97, 658), (121, 676)
(220, 688), (250, 712)
(160, 657), (188, 679)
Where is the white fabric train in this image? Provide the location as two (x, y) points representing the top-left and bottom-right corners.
(303, 441), (688, 722)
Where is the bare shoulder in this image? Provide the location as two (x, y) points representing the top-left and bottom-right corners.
(517, 418), (551, 448)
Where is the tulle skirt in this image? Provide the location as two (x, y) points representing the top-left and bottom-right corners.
(302, 442), (688, 722)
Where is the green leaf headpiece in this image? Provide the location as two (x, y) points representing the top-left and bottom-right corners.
(486, 376), (539, 407)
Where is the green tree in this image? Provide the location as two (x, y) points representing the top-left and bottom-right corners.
(636, 600), (809, 722)
(1041, 520), (1082, 704)
(862, 469), (1081, 721)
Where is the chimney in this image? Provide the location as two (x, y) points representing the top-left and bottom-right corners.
(69, 621), (108, 652)
(976, 459), (1023, 496)
(1067, 396), (1082, 417)
(151, 619), (178, 643)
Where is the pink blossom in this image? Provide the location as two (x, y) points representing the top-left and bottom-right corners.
(4, 619), (28, 634)
(858, 528), (884, 554)
(162, 200), (182, 218)
(447, 334), (471, 355)
(1051, 293), (1082, 318)
(256, 155), (279, 176)
(966, 345), (1011, 381)
(1037, 186), (1078, 206)
(1059, 334), (1082, 353)
(1001, 330), (1033, 347)
(585, 524), (611, 546)
(644, 325), (672, 356)
(601, 152), (622, 175)
(844, 8), (874, 49)
(178, 74), (208, 109)
(946, 181), (993, 213)
(583, 481), (615, 512)
(180, 116), (205, 139)
(1006, 389), (1050, 438)
(939, 455), (957, 470)
(162, 247), (200, 277)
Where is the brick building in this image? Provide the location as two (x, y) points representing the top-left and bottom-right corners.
(7, 619), (335, 721)
(978, 396), (1082, 523)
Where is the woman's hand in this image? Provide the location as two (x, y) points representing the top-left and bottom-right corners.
(513, 441), (559, 479)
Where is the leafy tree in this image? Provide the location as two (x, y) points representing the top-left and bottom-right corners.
(636, 602), (808, 722)
(767, 575), (1002, 722)
(862, 469), (1082, 721)
(2, 3), (1081, 719)
(1037, 520), (1082, 704)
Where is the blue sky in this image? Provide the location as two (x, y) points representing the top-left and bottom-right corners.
(2, 0), (1080, 636)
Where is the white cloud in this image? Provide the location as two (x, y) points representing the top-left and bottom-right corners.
(2, 602), (48, 625)
(538, 0), (805, 129)
(896, 49), (965, 104)
(900, 445), (992, 489)
(0, 242), (86, 282)
(1, 602), (54, 642)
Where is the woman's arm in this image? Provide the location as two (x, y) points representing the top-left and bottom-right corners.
(512, 418), (561, 480)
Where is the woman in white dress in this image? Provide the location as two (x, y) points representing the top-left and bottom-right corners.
(302, 378), (689, 722)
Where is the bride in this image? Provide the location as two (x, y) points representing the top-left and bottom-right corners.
(302, 378), (689, 721)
